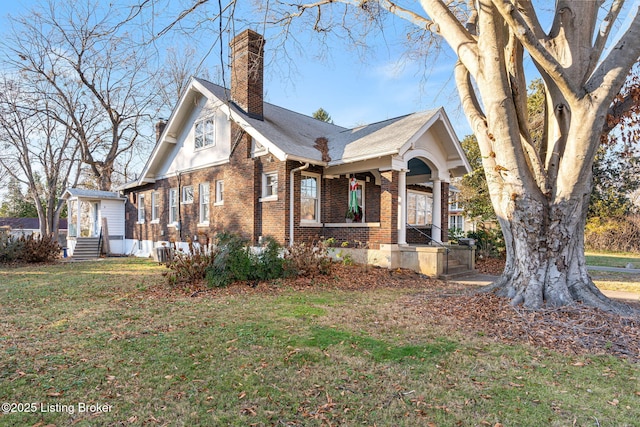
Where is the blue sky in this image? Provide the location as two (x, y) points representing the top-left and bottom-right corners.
(0, 0), (472, 139)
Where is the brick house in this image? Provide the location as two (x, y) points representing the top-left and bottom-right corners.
(120, 30), (472, 276)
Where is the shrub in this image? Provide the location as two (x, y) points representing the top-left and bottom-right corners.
(164, 239), (217, 286)
(467, 226), (505, 259)
(0, 233), (60, 263)
(20, 234), (61, 263)
(254, 236), (285, 281)
(585, 216), (640, 252)
(0, 233), (24, 262)
(283, 237), (332, 277)
(204, 233), (254, 288)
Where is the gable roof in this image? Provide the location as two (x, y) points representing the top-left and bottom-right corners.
(133, 77), (470, 186)
(62, 188), (126, 201)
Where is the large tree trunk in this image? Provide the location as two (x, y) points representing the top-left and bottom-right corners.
(485, 189), (635, 315)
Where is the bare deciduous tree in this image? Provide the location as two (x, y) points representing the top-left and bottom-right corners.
(2, 0), (160, 190)
(0, 77), (81, 237)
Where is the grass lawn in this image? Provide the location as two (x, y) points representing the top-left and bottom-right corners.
(1, 258), (639, 426)
(585, 251), (640, 268)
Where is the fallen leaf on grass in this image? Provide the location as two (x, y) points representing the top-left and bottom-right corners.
(46, 391), (62, 397)
(241, 407), (257, 416)
(608, 399), (619, 406)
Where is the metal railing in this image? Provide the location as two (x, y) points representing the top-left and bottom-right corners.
(407, 224), (450, 275)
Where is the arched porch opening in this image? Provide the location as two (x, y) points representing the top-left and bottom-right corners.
(399, 153), (450, 246)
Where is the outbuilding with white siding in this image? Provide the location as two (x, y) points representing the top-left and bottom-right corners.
(62, 188), (127, 257)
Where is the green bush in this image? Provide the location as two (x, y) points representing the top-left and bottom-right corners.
(0, 233), (23, 262)
(467, 226), (505, 259)
(166, 233), (332, 288)
(254, 236), (285, 280)
(205, 233), (253, 288)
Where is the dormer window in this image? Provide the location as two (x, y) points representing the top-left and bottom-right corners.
(194, 117), (215, 149)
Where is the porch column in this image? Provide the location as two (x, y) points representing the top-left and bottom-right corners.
(76, 199), (82, 238)
(432, 179), (441, 243)
(397, 170), (407, 245)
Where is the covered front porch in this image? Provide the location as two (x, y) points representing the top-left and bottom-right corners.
(307, 109), (473, 277)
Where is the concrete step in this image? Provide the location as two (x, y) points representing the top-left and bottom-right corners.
(439, 267), (477, 280)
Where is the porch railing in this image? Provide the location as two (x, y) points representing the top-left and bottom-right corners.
(407, 224), (450, 275)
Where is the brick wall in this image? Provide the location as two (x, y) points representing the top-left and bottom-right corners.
(125, 167), (226, 244)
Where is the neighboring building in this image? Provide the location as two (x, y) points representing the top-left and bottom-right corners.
(448, 188), (476, 234)
(0, 217), (68, 245)
(119, 30), (473, 276)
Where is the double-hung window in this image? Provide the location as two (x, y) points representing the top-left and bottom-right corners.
(407, 191), (432, 226)
(151, 191), (160, 222)
(301, 173), (320, 222)
(182, 185), (194, 204)
(199, 183), (210, 224)
(215, 180), (224, 205)
(169, 188), (178, 224)
(194, 117), (215, 149)
(262, 172), (278, 201)
(137, 194), (145, 223)
(449, 215), (464, 231)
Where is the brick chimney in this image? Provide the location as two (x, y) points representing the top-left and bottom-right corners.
(230, 29), (265, 120)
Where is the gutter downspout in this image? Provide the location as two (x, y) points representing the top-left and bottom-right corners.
(289, 162), (310, 247)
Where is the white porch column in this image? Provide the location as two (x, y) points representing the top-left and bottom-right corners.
(76, 199), (82, 238)
(397, 170), (407, 245)
(432, 179), (441, 243)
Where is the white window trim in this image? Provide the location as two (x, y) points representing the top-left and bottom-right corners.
(214, 180), (224, 206)
(260, 172), (278, 202)
(300, 172), (321, 224)
(137, 193), (145, 224)
(169, 188), (178, 225)
(407, 190), (432, 226)
(199, 182), (210, 225)
(182, 185), (194, 204)
(194, 116), (216, 150)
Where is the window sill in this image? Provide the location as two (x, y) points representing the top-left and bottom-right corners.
(194, 144), (215, 152)
(150, 219), (160, 224)
(181, 202), (194, 205)
(168, 223), (178, 228)
(214, 201), (224, 206)
(197, 222), (210, 228)
(324, 222), (381, 228)
(136, 221), (145, 225)
(300, 221), (322, 227)
(259, 195), (278, 202)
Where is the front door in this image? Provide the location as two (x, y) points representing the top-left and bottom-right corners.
(93, 202), (100, 236)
